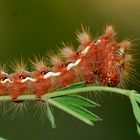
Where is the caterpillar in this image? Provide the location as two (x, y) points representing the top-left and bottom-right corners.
(0, 25), (133, 101)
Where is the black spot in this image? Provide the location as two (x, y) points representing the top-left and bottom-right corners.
(0, 76), (8, 81)
(76, 52), (81, 55)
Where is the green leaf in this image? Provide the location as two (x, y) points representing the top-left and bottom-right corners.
(130, 95), (140, 124)
(53, 95), (100, 107)
(57, 101), (102, 122)
(48, 98), (95, 126)
(0, 137), (6, 140)
(47, 105), (56, 128)
(137, 124), (140, 135)
(58, 81), (86, 91)
(66, 81), (86, 89)
(134, 94), (140, 104)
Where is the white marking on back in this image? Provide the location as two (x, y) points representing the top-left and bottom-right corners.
(21, 77), (37, 83)
(95, 39), (101, 45)
(80, 46), (90, 55)
(1, 78), (13, 83)
(67, 59), (81, 70)
(66, 46), (90, 70)
(43, 71), (61, 79)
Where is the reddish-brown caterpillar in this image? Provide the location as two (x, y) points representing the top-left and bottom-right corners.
(0, 25), (133, 101)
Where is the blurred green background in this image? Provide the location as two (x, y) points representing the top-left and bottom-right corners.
(0, 0), (140, 140)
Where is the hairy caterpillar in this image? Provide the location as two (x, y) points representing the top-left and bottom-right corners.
(0, 25), (133, 101)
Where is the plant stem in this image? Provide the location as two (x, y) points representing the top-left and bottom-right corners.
(43, 86), (132, 99)
(0, 86), (135, 102)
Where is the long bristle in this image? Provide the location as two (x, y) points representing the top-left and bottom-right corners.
(60, 44), (75, 59)
(119, 52), (135, 87)
(31, 56), (47, 70)
(50, 55), (62, 66)
(3, 101), (28, 120)
(33, 101), (48, 125)
(76, 25), (92, 45)
(104, 25), (116, 37)
(10, 58), (27, 71)
(118, 40), (134, 85)
(0, 64), (6, 72)
(119, 40), (132, 52)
